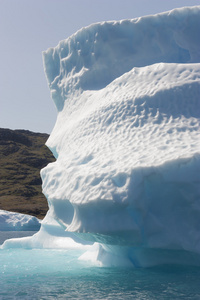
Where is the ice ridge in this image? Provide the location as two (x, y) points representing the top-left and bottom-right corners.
(43, 6), (200, 111)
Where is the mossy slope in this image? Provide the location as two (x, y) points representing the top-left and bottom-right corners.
(0, 128), (55, 219)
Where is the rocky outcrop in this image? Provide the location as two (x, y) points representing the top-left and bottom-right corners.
(0, 128), (55, 219)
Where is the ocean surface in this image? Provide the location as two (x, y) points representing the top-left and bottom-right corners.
(1, 232), (200, 299)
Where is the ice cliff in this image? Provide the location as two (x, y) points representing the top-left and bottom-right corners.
(2, 6), (200, 267)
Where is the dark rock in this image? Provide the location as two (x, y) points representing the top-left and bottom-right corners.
(0, 128), (55, 219)
(0, 128), (32, 146)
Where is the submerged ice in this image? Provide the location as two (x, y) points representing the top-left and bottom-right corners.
(2, 6), (200, 267)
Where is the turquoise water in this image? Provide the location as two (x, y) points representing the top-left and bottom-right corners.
(1, 248), (200, 299)
(1, 233), (200, 299)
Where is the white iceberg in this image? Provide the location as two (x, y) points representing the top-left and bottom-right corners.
(0, 210), (41, 231)
(2, 6), (200, 267)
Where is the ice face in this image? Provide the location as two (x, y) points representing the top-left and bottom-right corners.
(2, 6), (200, 267)
(43, 6), (200, 112)
(42, 62), (200, 242)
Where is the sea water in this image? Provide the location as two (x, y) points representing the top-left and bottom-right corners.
(1, 233), (200, 299)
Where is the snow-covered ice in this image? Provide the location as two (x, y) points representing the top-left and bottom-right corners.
(0, 210), (40, 231)
(2, 6), (200, 267)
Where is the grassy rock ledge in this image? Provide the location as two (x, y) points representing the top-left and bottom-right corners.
(0, 128), (55, 219)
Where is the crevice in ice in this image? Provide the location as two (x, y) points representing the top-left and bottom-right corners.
(51, 199), (74, 227)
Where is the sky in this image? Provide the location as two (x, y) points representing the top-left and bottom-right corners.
(0, 0), (199, 134)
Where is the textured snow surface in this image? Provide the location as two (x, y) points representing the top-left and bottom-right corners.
(43, 6), (200, 111)
(2, 6), (200, 267)
(0, 210), (40, 231)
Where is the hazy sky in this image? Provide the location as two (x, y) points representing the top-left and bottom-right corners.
(1, 0), (199, 134)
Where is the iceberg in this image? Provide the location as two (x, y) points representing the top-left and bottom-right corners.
(2, 6), (200, 267)
(0, 210), (40, 231)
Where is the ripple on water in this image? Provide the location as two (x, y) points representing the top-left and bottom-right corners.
(1, 247), (200, 299)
